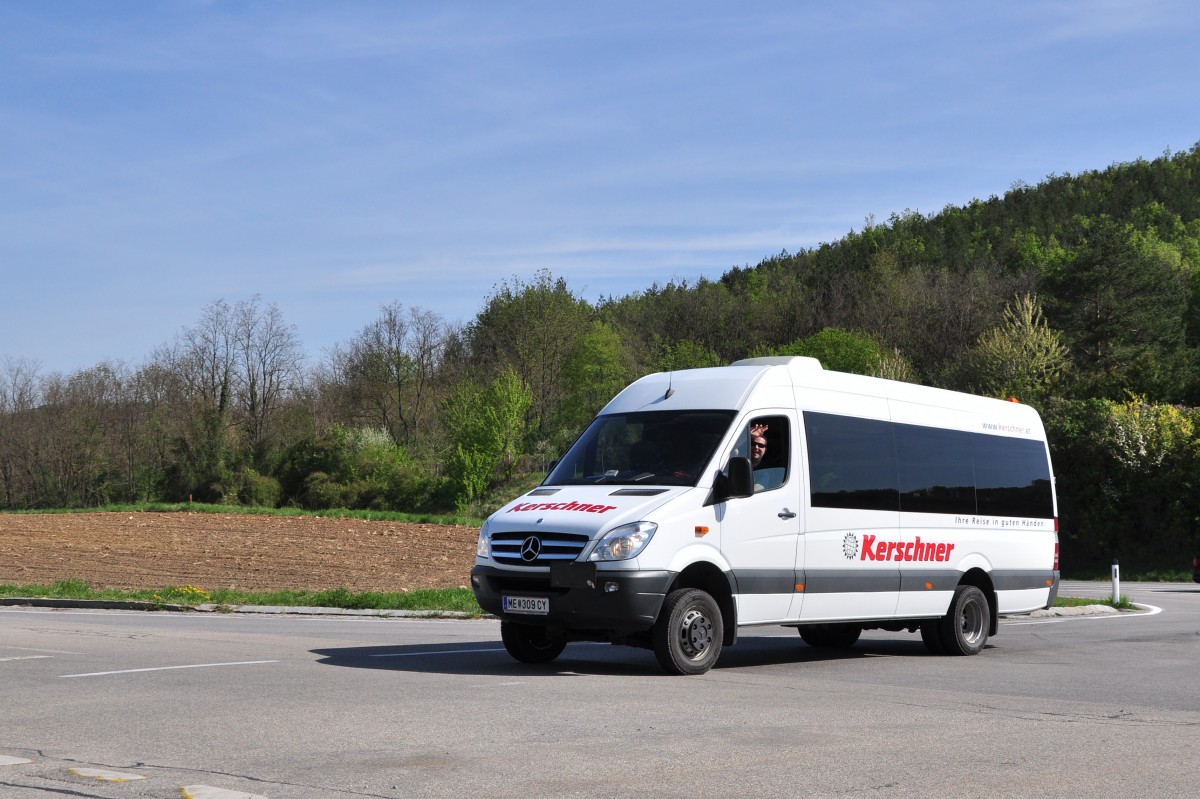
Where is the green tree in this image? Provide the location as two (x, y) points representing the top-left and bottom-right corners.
(443, 368), (533, 510)
(874, 348), (919, 383)
(775, 328), (883, 375)
(1044, 218), (1189, 399)
(956, 294), (1069, 403)
(656, 339), (722, 371)
(553, 321), (633, 446)
(463, 271), (590, 439)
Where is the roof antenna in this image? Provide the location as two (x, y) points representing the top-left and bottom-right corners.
(664, 371), (675, 400)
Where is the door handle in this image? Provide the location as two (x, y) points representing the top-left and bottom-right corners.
(778, 509), (797, 519)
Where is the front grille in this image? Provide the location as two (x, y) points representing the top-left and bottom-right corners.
(491, 530), (591, 566)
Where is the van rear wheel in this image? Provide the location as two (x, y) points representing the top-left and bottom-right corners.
(500, 621), (566, 664)
(652, 588), (723, 675)
(935, 585), (989, 655)
(919, 621), (945, 654)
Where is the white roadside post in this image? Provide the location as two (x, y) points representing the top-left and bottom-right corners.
(1111, 559), (1120, 604)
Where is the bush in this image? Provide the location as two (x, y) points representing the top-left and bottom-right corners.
(275, 426), (444, 512)
(1044, 397), (1200, 572)
(238, 469), (282, 508)
(299, 471), (348, 510)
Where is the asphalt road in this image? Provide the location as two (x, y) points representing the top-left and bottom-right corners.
(1, 580), (1197, 799)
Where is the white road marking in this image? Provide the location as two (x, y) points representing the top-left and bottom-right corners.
(0, 655), (51, 662)
(69, 767), (146, 781)
(0, 644), (82, 654)
(182, 785), (270, 798)
(59, 660), (278, 678)
(0, 755), (34, 765)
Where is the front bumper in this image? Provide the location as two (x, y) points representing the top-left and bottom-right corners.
(471, 562), (674, 636)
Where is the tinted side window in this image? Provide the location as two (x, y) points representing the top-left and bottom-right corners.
(805, 411), (898, 511)
(804, 412), (1054, 519)
(895, 424), (976, 515)
(973, 435), (1053, 518)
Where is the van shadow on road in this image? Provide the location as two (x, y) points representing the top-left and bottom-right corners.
(310, 634), (937, 677)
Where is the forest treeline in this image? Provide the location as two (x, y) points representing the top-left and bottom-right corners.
(4, 145), (1200, 572)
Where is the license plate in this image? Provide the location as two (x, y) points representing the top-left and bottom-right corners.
(503, 595), (549, 615)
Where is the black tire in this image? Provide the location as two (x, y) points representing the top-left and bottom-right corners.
(652, 588), (724, 675)
(798, 623), (862, 649)
(919, 621), (946, 654)
(500, 621), (566, 664)
(935, 585), (990, 656)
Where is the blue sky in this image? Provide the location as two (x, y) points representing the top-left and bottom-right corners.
(3, 1), (1198, 376)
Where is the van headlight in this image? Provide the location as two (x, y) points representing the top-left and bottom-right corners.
(588, 521), (657, 562)
(475, 521), (490, 558)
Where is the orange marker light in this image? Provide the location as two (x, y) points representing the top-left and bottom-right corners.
(694, 526), (709, 537)
(795, 584), (805, 592)
(925, 582), (934, 590)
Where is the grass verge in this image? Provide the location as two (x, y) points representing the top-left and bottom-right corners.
(1, 579), (1134, 615)
(0, 579), (484, 616)
(1053, 594), (1137, 611)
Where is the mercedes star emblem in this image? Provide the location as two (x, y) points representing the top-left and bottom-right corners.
(520, 536), (542, 562)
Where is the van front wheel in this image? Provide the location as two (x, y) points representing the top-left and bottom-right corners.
(936, 585), (990, 655)
(500, 621), (566, 664)
(652, 588), (724, 675)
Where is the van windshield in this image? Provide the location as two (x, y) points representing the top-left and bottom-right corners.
(545, 410), (735, 487)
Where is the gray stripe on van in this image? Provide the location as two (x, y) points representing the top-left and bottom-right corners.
(728, 568), (1054, 595)
(991, 569), (1056, 591)
(802, 569), (900, 593)
(899, 570), (956, 592)
(728, 569), (797, 595)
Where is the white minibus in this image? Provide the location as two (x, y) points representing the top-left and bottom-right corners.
(471, 357), (1059, 675)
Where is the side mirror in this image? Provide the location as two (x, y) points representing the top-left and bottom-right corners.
(708, 457), (754, 505)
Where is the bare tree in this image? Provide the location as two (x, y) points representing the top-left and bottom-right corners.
(333, 302), (449, 448)
(232, 295), (305, 464)
(158, 295), (305, 489)
(176, 298), (237, 412)
(36, 365), (120, 507)
(0, 357), (42, 507)
(161, 299), (239, 498)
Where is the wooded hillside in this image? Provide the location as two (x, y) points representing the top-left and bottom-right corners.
(4, 144), (1199, 572)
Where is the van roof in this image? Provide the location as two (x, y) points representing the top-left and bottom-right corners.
(600, 357), (1045, 438)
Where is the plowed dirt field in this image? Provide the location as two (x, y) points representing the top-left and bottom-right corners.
(0, 512), (480, 592)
